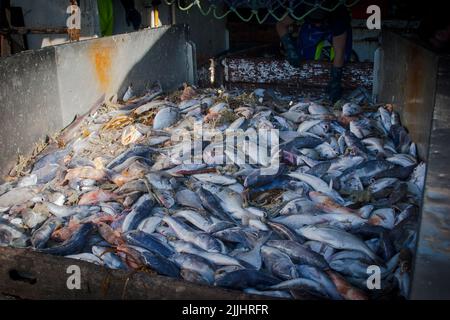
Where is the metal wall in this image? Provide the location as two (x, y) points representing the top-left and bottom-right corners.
(55, 24), (194, 124)
(379, 31), (438, 160)
(379, 31), (450, 299)
(410, 57), (450, 300)
(0, 48), (62, 179)
(0, 25), (195, 179)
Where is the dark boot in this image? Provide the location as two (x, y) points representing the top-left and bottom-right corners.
(328, 66), (343, 103)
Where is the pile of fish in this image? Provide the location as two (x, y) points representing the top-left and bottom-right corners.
(0, 84), (425, 300)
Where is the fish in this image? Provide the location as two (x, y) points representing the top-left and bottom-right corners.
(309, 191), (356, 216)
(195, 187), (235, 223)
(0, 86), (423, 300)
(326, 270), (368, 300)
(116, 179), (149, 195)
(297, 226), (382, 264)
(273, 214), (325, 230)
(106, 145), (155, 170)
(78, 190), (118, 205)
(91, 246), (128, 270)
(288, 173), (345, 205)
(22, 209), (49, 229)
(0, 218), (29, 247)
(261, 246), (299, 280)
(342, 103), (361, 117)
(64, 167), (106, 182)
(45, 203), (101, 218)
(171, 241), (243, 267)
(39, 222), (95, 256)
(66, 253), (104, 265)
(172, 253), (215, 284)
(162, 216), (223, 253)
(124, 230), (174, 257)
(329, 258), (378, 278)
(216, 187), (256, 221)
(213, 227), (254, 248)
(232, 231), (271, 270)
(180, 269), (211, 285)
(173, 210), (214, 232)
(343, 131), (368, 157)
(153, 107), (179, 130)
(140, 250), (180, 277)
(137, 216), (163, 234)
(269, 278), (329, 299)
(31, 217), (63, 248)
(244, 288), (292, 299)
(279, 198), (317, 216)
(390, 125), (412, 153)
(0, 187), (38, 210)
(193, 174), (237, 186)
(122, 194), (155, 232)
(265, 240), (329, 269)
(174, 189), (204, 211)
(214, 269), (280, 290)
(296, 265), (342, 299)
(244, 166), (286, 189)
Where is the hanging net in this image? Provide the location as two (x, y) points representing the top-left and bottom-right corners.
(162, 0), (361, 23)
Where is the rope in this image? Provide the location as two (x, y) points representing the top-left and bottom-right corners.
(162, 0), (361, 23)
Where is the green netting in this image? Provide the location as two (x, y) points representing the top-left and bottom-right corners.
(162, 0), (361, 23)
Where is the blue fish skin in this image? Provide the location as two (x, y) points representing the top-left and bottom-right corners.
(249, 177), (290, 193)
(124, 230), (174, 258)
(103, 252), (129, 270)
(31, 217), (62, 249)
(39, 223), (95, 256)
(215, 269), (280, 290)
(122, 194), (154, 232)
(141, 251), (180, 278)
(92, 246), (128, 270)
(32, 148), (70, 172)
(296, 265), (343, 300)
(197, 187), (235, 223)
(244, 165), (287, 189)
(285, 137), (323, 150)
(106, 145), (155, 170)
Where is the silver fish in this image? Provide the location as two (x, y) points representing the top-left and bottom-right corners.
(297, 226), (382, 264)
(153, 107), (179, 130)
(162, 216), (223, 253)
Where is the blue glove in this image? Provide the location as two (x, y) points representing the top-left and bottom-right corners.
(328, 66), (343, 103)
(281, 34), (300, 67)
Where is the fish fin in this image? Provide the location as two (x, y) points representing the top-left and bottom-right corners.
(234, 231), (272, 270)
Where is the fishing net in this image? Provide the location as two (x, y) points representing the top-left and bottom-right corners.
(162, 0), (361, 23)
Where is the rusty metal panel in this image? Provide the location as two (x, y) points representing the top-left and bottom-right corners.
(0, 48), (62, 179)
(224, 57), (373, 89)
(55, 25), (195, 125)
(379, 31), (450, 299)
(410, 57), (450, 300)
(379, 31), (438, 161)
